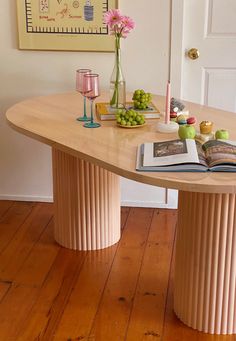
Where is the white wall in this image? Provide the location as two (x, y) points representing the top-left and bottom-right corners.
(0, 0), (175, 206)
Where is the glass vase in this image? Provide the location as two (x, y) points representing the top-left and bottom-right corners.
(110, 38), (126, 109)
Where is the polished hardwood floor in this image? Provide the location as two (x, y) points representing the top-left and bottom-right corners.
(0, 201), (235, 341)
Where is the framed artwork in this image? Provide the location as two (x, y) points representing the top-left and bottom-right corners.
(16, 0), (118, 52)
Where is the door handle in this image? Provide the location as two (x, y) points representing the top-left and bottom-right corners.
(187, 48), (200, 60)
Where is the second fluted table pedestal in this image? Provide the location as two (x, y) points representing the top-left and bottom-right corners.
(174, 191), (236, 334)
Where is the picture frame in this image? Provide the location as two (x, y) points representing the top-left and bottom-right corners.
(16, 0), (118, 52)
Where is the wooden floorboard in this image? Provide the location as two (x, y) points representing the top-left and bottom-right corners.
(17, 248), (86, 340)
(53, 207), (130, 340)
(88, 208), (154, 341)
(0, 203), (53, 281)
(14, 218), (60, 287)
(0, 201), (234, 341)
(0, 281), (11, 302)
(125, 209), (177, 341)
(0, 282), (39, 340)
(0, 201), (35, 253)
(0, 200), (14, 218)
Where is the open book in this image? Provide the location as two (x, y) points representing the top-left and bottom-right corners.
(136, 139), (236, 172)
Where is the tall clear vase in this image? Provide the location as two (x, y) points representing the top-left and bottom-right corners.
(110, 38), (126, 109)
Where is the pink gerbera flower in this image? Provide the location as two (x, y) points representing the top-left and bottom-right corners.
(120, 28), (131, 39)
(122, 16), (135, 31)
(104, 9), (123, 28)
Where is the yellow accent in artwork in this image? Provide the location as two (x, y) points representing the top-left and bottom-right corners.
(16, 0), (118, 51)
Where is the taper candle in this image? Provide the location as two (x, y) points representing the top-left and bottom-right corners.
(165, 81), (171, 124)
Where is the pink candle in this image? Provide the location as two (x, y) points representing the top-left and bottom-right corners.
(165, 81), (171, 124)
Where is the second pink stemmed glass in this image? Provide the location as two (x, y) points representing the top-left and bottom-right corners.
(76, 68), (91, 121)
(83, 74), (101, 128)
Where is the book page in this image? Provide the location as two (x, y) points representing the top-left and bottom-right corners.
(143, 139), (200, 167)
(196, 141), (208, 167)
(202, 140), (236, 168)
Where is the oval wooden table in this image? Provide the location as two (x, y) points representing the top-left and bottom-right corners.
(6, 92), (236, 335)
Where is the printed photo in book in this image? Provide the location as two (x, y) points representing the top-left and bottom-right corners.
(136, 139), (236, 172)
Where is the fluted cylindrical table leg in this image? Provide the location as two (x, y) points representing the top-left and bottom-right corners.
(52, 148), (121, 251)
(174, 191), (236, 334)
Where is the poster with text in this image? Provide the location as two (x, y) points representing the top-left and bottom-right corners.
(17, 0), (118, 51)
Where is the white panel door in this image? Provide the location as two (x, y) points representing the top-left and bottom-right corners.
(172, 0), (236, 112)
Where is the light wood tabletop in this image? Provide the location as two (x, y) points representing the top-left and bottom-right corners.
(6, 92), (236, 334)
(6, 91), (236, 194)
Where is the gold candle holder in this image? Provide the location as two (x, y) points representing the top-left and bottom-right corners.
(200, 121), (213, 134)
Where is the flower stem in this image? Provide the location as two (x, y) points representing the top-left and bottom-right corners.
(110, 37), (121, 108)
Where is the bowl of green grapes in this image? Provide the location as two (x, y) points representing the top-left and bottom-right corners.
(116, 109), (146, 128)
(132, 89), (152, 110)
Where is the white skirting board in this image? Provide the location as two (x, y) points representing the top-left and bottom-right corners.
(0, 189), (178, 209)
(0, 171), (178, 209)
(0, 195), (54, 202)
(121, 189), (178, 208)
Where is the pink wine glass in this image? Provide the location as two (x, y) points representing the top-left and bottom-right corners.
(76, 68), (91, 121)
(83, 74), (101, 128)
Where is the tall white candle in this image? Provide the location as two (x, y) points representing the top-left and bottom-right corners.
(165, 81), (171, 124)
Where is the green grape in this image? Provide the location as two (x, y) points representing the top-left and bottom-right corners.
(132, 89), (152, 110)
(116, 107), (146, 126)
(117, 109), (123, 115)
